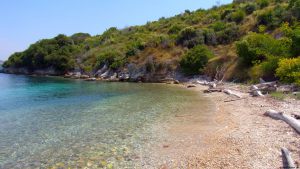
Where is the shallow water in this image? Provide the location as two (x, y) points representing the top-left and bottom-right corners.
(0, 73), (213, 168)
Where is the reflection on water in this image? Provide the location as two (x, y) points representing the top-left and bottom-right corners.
(0, 73), (213, 168)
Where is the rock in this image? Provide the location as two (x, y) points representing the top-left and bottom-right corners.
(80, 75), (90, 79)
(174, 80), (180, 84)
(85, 78), (97, 81)
(95, 64), (108, 77)
(119, 72), (130, 81)
(100, 69), (113, 79)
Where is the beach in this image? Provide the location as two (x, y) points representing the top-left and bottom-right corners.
(144, 83), (300, 169)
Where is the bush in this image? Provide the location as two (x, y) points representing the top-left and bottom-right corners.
(211, 21), (226, 32)
(257, 0), (269, 9)
(289, 0), (300, 20)
(168, 24), (184, 34)
(180, 45), (214, 75)
(203, 29), (217, 45)
(257, 10), (274, 27)
(230, 10), (246, 23)
(216, 23), (239, 44)
(244, 3), (257, 15)
(276, 57), (300, 85)
(96, 50), (125, 69)
(176, 27), (204, 48)
(291, 27), (300, 56)
(236, 33), (291, 66)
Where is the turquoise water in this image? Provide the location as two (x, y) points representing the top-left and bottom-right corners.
(0, 73), (213, 169)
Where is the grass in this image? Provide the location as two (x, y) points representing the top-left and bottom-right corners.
(270, 91), (300, 100)
(270, 92), (286, 100)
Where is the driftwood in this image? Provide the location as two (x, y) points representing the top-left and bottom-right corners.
(281, 147), (296, 169)
(224, 98), (246, 102)
(196, 80), (209, 85)
(187, 84), (197, 88)
(252, 90), (264, 97)
(204, 88), (223, 93)
(264, 110), (300, 134)
(250, 81), (277, 94)
(223, 89), (242, 98)
(292, 113), (300, 120)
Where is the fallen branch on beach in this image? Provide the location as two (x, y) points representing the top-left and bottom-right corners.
(223, 89), (242, 98)
(224, 97), (246, 102)
(203, 88), (223, 93)
(264, 110), (300, 134)
(281, 147), (296, 169)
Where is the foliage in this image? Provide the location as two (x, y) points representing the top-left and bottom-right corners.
(3, 0), (300, 84)
(230, 9), (246, 23)
(244, 3), (257, 15)
(180, 45), (214, 75)
(257, 0), (269, 9)
(291, 27), (300, 56)
(276, 57), (300, 85)
(96, 50), (125, 70)
(236, 33), (291, 66)
(289, 0), (300, 20)
(216, 23), (239, 44)
(3, 34), (77, 72)
(176, 27), (204, 48)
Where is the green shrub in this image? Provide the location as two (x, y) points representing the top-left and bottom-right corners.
(236, 33), (291, 66)
(176, 27), (204, 48)
(257, 0), (269, 9)
(276, 57), (300, 85)
(244, 3), (257, 15)
(289, 0), (300, 20)
(291, 27), (300, 56)
(230, 10), (246, 23)
(203, 29), (217, 45)
(211, 21), (226, 32)
(257, 10), (274, 27)
(96, 50), (125, 69)
(168, 24), (184, 34)
(216, 23), (239, 44)
(180, 45), (214, 75)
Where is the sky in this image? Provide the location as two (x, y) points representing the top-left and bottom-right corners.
(0, 0), (232, 61)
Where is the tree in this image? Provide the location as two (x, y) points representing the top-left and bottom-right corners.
(180, 45), (214, 75)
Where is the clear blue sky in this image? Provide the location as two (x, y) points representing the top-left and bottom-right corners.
(0, 0), (232, 61)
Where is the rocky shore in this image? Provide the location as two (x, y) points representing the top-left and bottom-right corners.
(2, 62), (186, 83)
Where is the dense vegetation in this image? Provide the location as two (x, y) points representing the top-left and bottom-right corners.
(3, 0), (300, 85)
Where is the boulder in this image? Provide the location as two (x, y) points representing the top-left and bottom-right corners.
(118, 72), (130, 81)
(80, 75), (90, 79)
(95, 64), (108, 77)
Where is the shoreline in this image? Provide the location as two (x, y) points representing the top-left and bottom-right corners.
(1, 73), (299, 168)
(147, 83), (300, 168)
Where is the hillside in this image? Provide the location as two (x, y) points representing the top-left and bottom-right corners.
(3, 0), (300, 84)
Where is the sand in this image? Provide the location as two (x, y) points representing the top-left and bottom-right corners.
(140, 83), (300, 169)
